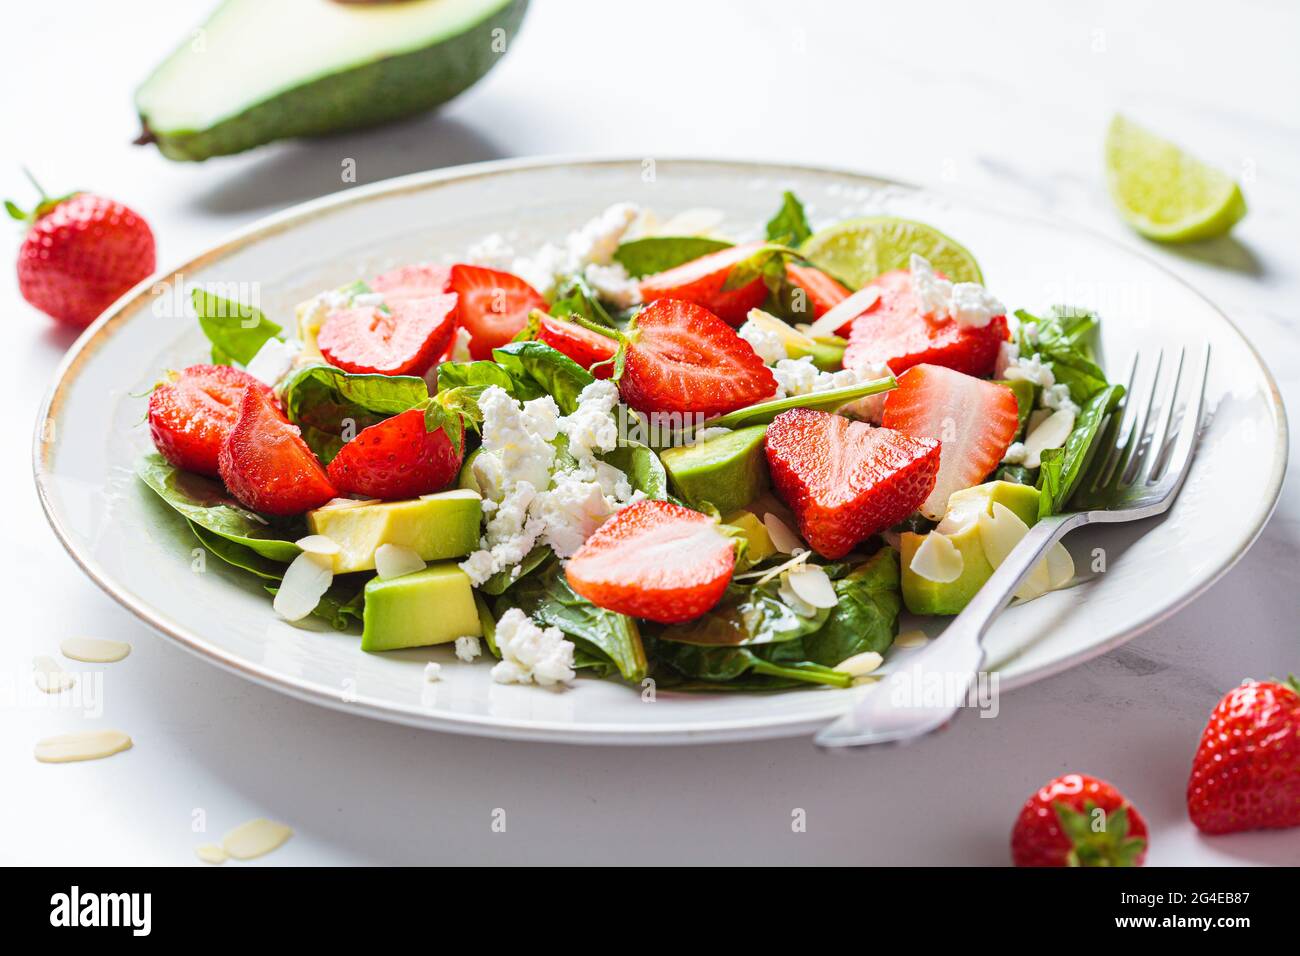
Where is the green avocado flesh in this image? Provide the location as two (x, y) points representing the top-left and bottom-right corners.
(660, 425), (770, 515)
(306, 490), (481, 574)
(361, 561), (481, 651)
(901, 482), (1040, 615)
(135, 0), (528, 161)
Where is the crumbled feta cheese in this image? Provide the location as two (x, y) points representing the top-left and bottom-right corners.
(449, 326), (473, 362)
(770, 357), (863, 399)
(243, 337), (300, 387)
(738, 319), (788, 365)
(490, 608), (576, 687)
(559, 380), (620, 463)
(1041, 383), (1080, 416)
(910, 253), (954, 317)
(692, 426), (734, 443)
(507, 203), (641, 299)
(455, 636), (482, 662)
(352, 291), (385, 309)
(909, 254), (1005, 329)
(1002, 442), (1027, 465)
(465, 232), (517, 271)
(584, 262), (642, 308)
(423, 662), (443, 682)
(1002, 352), (1056, 388)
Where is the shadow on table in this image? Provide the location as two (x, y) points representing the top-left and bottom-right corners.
(1155, 234), (1264, 277)
(187, 112), (506, 216)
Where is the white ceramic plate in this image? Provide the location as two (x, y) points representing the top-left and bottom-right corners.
(34, 157), (1287, 744)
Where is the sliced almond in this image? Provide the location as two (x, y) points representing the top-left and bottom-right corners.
(909, 531), (964, 583)
(978, 503), (1049, 600)
(836, 651), (883, 677)
(273, 551), (334, 622)
(1022, 408), (1076, 468)
(1046, 542), (1076, 589)
(195, 844), (228, 865)
(33, 655), (76, 694)
(60, 637), (131, 663)
(763, 512), (804, 555)
(295, 534), (341, 556)
(222, 819), (293, 860)
(777, 575), (819, 618)
(895, 629), (929, 648)
(807, 285), (881, 338)
(374, 544), (427, 580)
(35, 730), (133, 763)
(786, 565), (839, 609)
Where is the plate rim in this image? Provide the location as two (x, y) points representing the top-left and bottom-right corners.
(31, 154), (1290, 745)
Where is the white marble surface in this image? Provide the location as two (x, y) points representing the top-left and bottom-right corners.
(3, 0), (1297, 865)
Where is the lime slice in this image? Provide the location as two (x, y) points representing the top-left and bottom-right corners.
(799, 216), (982, 289)
(1105, 115), (1246, 242)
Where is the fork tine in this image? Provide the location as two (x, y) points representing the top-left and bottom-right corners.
(1120, 349), (1164, 485)
(1095, 352), (1142, 489)
(1140, 346), (1185, 484)
(1157, 344), (1210, 496)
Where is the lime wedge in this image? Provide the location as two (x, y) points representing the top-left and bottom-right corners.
(799, 216), (982, 289)
(1105, 115), (1246, 242)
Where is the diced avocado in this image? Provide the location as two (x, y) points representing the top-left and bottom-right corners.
(792, 336), (848, 372)
(996, 378), (1037, 437)
(135, 0), (528, 161)
(722, 509), (777, 569)
(306, 490), (481, 573)
(660, 425), (769, 514)
(458, 448), (483, 494)
(361, 562), (481, 651)
(901, 481), (1040, 615)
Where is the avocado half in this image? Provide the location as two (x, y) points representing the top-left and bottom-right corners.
(135, 0), (529, 161)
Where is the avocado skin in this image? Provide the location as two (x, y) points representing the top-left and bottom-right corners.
(140, 0), (529, 161)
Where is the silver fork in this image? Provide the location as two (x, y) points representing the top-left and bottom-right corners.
(815, 345), (1210, 749)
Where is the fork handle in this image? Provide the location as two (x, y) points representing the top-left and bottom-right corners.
(815, 511), (1088, 749)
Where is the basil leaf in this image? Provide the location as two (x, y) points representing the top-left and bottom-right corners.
(136, 454), (302, 562)
(798, 548), (900, 666)
(765, 191), (812, 246)
(1038, 383), (1126, 516)
(191, 288), (282, 366)
(492, 341), (595, 416)
(613, 236), (731, 278)
(280, 363), (429, 463)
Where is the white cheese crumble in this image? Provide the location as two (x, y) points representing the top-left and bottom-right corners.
(1002, 352), (1056, 388)
(244, 337), (301, 387)
(455, 636), (482, 662)
(423, 662), (443, 682)
(770, 356), (861, 398)
(490, 608), (576, 687)
(738, 318), (788, 366)
(1001, 441), (1027, 465)
(507, 203), (640, 299)
(584, 262), (642, 308)
(909, 254), (1004, 329)
(1041, 382), (1081, 416)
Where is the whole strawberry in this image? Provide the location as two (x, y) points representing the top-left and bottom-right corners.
(1187, 677), (1300, 835)
(8, 178), (156, 328)
(1011, 773), (1148, 867)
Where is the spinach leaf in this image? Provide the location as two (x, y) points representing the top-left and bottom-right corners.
(500, 565), (648, 682)
(799, 548), (900, 665)
(1016, 306), (1108, 404)
(492, 341), (595, 415)
(280, 363), (429, 462)
(550, 274), (617, 326)
(191, 288), (282, 366)
(137, 454), (302, 562)
(478, 546), (554, 596)
(265, 579), (366, 631)
(995, 464), (1037, 486)
(475, 594), (499, 657)
(436, 357), (544, 403)
(600, 441), (669, 500)
(1038, 383), (1126, 516)
(188, 521), (285, 580)
(655, 578), (829, 647)
(765, 191), (812, 246)
(996, 378), (1037, 436)
(650, 640), (851, 689)
(613, 236), (731, 278)
(703, 375), (896, 429)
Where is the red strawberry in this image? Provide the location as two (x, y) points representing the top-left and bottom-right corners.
(218, 388), (337, 516)
(785, 262), (850, 320)
(449, 264), (545, 359)
(1011, 773), (1148, 867)
(841, 269), (1009, 376)
(566, 500), (735, 624)
(10, 189), (156, 328)
(881, 364), (1020, 519)
(371, 263), (452, 302)
(318, 293), (457, 376)
(1187, 677), (1300, 835)
(616, 298), (777, 417)
(148, 364), (274, 476)
(765, 408), (939, 559)
(638, 242), (770, 325)
(326, 408), (463, 500)
(535, 314), (617, 378)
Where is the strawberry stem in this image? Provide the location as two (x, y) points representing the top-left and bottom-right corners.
(700, 374), (897, 430)
(567, 311), (625, 343)
(21, 166), (47, 201)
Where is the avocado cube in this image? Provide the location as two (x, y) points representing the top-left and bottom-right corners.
(722, 509), (777, 569)
(361, 562), (482, 652)
(660, 425), (770, 515)
(307, 490), (481, 574)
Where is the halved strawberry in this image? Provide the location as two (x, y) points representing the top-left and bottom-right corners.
(785, 262), (850, 319)
(371, 263), (453, 302)
(148, 364), (274, 476)
(565, 500), (735, 624)
(616, 298), (777, 417)
(536, 313), (617, 378)
(881, 364), (1020, 519)
(318, 294), (457, 376)
(841, 269), (1009, 376)
(326, 408), (463, 500)
(449, 264), (545, 359)
(218, 388), (337, 516)
(765, 408), (940, 559)
(638, 242), (770, 325)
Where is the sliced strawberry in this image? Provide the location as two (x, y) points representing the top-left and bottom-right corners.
(765, 408), (940, 559)
(449, 264), (546, 359)
(326, 408), (463, 500)
(881, 364), (1020, 519)
(637, 242), (770, 325)
(318, 293), (457, 376)
(218, 388), (337, 516)
(536, 314), (617, 378)
(371, 263), (453, 302)
(785, 262), (850, 320)
(148, 364), (274, 476)
(841, 269), (1009, 376)
(617, 298), (777, 417)
(565, 500), (735, 624)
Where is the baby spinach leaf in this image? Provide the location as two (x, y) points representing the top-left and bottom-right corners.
(137, 454), (302, 562)
(188, 521), (285, 580)
(656, 577), (829, 647)
(765, 191), (812, 246)
(650, 639), (851, 689)
(1038, 383), (1126, 517)
(280, 363), (429, 462)
(550, 274), (617, 326)
(995, 464), (1037, 486)
(703, 375), (896, 429)
(1016, 306), (1108, 403)
(613, 236), (731, 278)
(191, 288), (282, 366)
(600, 441), (668, 500)
(265, 579), (366, 631)
(492, 341), (595, 415)
(799, 548), (900, 666)
(478, 546), (554, 596)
